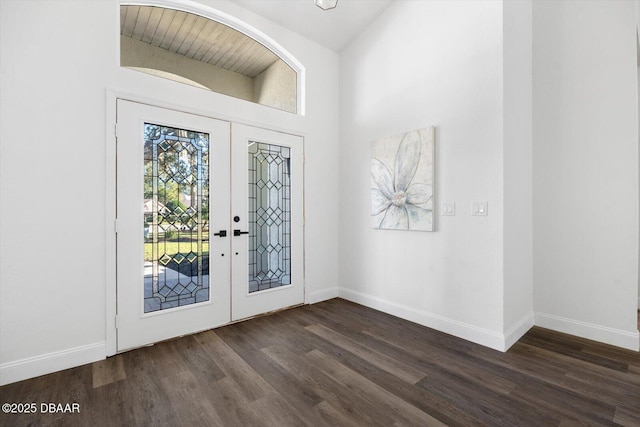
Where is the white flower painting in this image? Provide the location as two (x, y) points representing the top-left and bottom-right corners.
(371, 127), (435, 231)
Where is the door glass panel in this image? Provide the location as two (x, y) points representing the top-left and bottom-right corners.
(248, 142), (291, 293)
(144, 123), (210, 312)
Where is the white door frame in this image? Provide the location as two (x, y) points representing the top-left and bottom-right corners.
(105, 89), (306, 356)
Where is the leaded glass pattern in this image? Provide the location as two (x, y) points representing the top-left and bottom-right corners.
(144, 123), (210, 313)
(248, 142), (291, 293)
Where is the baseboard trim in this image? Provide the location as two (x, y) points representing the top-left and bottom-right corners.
(504, 313), (534, 350)
(0, 342), (106, 386)
(534, 312), (639, 351)
(338, 288), (508, 351)
(307, 287), (339, 304)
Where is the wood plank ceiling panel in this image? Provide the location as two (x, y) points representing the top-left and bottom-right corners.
(177, 15), (208, 56)
(169, 13), (198, 53)
(131, 5), (150, 41)
(121, 5), (282, 78)
(194, 24), (228, 63)
(141, 6), (164, 44)
(151, 9), (178, 48)
(159, 11), (187, 51)
(120, 5), (139, 37)
(183, 19), (217, 59)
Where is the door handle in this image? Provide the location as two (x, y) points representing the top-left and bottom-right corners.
(213, 230), (227, 237)
(233, 229), (249, 236)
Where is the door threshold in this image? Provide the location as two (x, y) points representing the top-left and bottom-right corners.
(230, 303), (306, 325)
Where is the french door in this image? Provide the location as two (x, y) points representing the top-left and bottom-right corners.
(116, 100), (304, 351)
(231, 124), (304, 320)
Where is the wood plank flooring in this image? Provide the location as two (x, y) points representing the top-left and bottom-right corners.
(1, 299), (639, 426)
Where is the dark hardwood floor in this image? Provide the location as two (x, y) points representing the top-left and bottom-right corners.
(1, 299), (639, 426)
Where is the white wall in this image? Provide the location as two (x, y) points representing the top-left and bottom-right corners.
(0, 0), (340, 385)
(533, 0), (639, 350)
(502, 0), (534, 347)
(637, 1), (640, 312)
(338, 0), (509, 350)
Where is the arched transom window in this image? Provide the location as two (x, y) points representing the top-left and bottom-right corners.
(120, 5), (300, 114)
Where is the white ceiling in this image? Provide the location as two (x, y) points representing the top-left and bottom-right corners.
(233, 0), (393, 52)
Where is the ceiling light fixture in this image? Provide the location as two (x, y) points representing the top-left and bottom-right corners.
(315, 0), (338, 10)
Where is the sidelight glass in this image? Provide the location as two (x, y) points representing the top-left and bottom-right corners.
(143, 123), (210, 312)
(247, 142), (291, 293)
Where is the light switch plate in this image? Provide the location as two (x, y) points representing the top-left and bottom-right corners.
(442, 202), (455, 216)
(472, 201), (488, 216)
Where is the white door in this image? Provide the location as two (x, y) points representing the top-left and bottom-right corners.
(231, 124), (304, 320)
(116, 100), (231, 351)
(116, 100), (304, 351)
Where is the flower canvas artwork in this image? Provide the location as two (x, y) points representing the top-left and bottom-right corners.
(371, 127), (435, 231)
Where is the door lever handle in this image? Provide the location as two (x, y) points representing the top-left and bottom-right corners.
(233, 229), (249, 236)
(214, 230), (227, 237)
